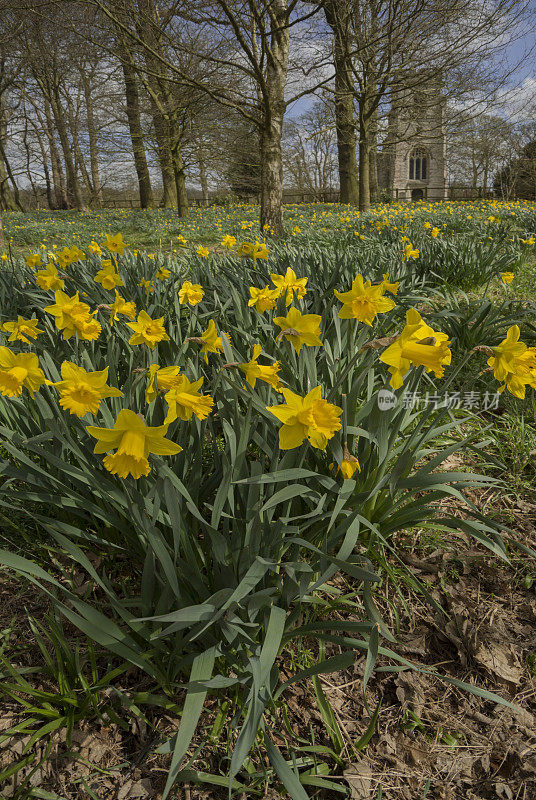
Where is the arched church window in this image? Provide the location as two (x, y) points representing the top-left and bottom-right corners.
(409, 148), (428, 181)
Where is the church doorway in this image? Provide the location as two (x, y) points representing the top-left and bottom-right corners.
(411, 188), (424, 201)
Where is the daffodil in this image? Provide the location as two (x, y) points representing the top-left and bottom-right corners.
(501, 272), (514, 284)
(253, 241), (268, 260)
(431, 227), (440, 238)
(139, 278), (155, 295)
(190, 319), (228, 362)
(88, 241), (102, 255)
(68, 245), (85, 262)
(248, 285), (278, 313)
(341, 449), (361, 479)
(56, 247), (75, 268)
(239, 242), (254, 256)
(274, 307), (322, 354)
(0, 348), (46, 397)
(403, 243), (420, 260)
(487, 325), (536, 398)
(50, 362), (122, 417)
(103, 233), (125, 255)
(178, 281), (204, 305)
(87, 409), (181, 479)
(164, 375), (214, 422)
(1, 317), (43, 344)
(108, 291), (136, 326)
(380, 309), (451, 389)
(238, 345), (283, 391)
(380, 273), (399, 295)
(270, 268), (308, 306)
(334, 275), (395, 325)
(44, 290), (101, 341)
(196, 246), (209, 258)
(221, 235), (236, 249)
(127, 311), (169, 349)
(26, 253), (42, 268)
(94, 261), (124, 290)
(156, 267), (171, 280)
(35, 263), (64, 291)
(267, 387), (342, 450)
(145, 365), (182, 403)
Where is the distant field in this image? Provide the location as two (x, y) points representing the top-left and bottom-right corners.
(3, 199), (536, 299)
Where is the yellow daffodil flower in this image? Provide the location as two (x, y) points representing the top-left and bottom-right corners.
(380, 273), (399, 295)
(253, 241), (268, 260)
(108, 291), (136, 326)
(380, 309), (451, 389)
(403, 243), (420, 260)
(139, 278), (155, 294)
(145, 365), (182, 403)
(156, 267), (171, 281)
(127, 311), (169, 349)
(341, 449), (361, 479)
(334, 275), (395, 325)
(500, 272), (514, 284)
(194, 319), (228, 362)
(270, 268), (308, 306)
(88, 241), (102, 255)
(487, 325), (536, 398)
(87, 409), (181, 479)
(50, 362), (122, 417)
(221, 235), (237, 249)
(0, 348), (46, 397)
(164, 375), (214, 423)
(248, 285), (279, 313)
(1, 317), (43, 344)
(178, 281), (204, 305)
(196, 245), (209, 258)
(267, 387), (342, 450)
(44, 290), (101, 341)
(94, 261), (124, 290)
(35, 263), (65, 291)
(26, 253), (43, 269)
(274, 307), (322, 354)
(238, 344), (283, 391)
(103, 233), (125, 255)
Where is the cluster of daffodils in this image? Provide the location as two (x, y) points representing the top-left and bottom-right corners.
(2, 229), (534, 482)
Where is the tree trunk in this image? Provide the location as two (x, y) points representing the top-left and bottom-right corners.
(324, 0), (359, 206)
(48, 84), (86, 210)
(83, 75), (103, 207)
(150, 102), (177, 208)
(118, 43), (154, 209)
(369, 108), (379, 203)
(198, 140), (209, 203)
(259, 0), (289, 237)
(0, 99), (18, 211)
(171, 138), (188, 216)
(359, 113), (370, 212)
(43, 99), (68, 209)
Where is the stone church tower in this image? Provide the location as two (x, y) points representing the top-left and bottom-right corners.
(378, 75), (448, 201)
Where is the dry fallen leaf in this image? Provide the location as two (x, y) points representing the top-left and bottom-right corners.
(343, 759), (373, 799)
